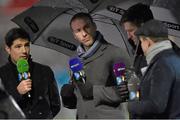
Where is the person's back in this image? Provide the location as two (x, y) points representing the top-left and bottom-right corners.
(128, 19), (180, 119)
(160, 49), (180, 118)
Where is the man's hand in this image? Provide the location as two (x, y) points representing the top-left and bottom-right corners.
(76, 81), (93, 100)
(17, 79), (32, 95)
(61, 84), (77, 109)
(115, 81), (129, 102)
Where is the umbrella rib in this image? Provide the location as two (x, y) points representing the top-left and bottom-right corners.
(94, 19), (114, 25)
(111, 19), (132, 57)
(32, 8), (72, 43)
(92, 13), (119, 21)
(66, 9), (78, 14)
(89, 0), (104, 14)
(66, 0), (87, 12)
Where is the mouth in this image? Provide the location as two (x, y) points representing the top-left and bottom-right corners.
(20, 56), (28, 59)
(82, 39), (90, 43)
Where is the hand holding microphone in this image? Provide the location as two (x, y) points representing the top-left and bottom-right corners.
(113, 61), (140, 101)
(125, 68), (140, 101)
(16, 58), (31, 98)
(69, 57), (93, 100)
(69, 57), (86, 83)
(113, 62), (129, 102)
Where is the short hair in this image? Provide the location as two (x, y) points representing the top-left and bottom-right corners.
(140, 36), (168, 43)
(70, 12), (95, 28)
(120, 3), (154, 27)
(5, 27), (30, 47)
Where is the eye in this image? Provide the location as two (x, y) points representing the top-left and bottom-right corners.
(25, 43), (30, 47)
(74, 29), (81, 33)
(15, 45), (21, 48)
(85, 24), (89, 28)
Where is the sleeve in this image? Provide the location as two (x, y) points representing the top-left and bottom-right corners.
(47, 67), (61, 117)
(93, 85), (124, 107)
(128, 60), (174, 116)
(113, 45), (132, 68)
(93, 46), (131, 106)
(0, 66), (23, 102)
(60, 83), (77, 109)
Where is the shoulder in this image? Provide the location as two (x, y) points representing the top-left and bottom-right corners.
(0, 63), (11, 73)
(105, 42), (132, 67)
(102, 42), (120, 55)
(154, 49), (180, 63)
(107, 42), (119, 50)
(152, 49), (180, 71)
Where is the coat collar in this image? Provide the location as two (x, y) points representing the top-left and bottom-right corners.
(83, 40), (108, 65)
(142, 49), (173, 79)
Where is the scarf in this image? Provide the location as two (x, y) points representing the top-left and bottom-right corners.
(77, 31), (103, 59)
(146, 40), (172, 65)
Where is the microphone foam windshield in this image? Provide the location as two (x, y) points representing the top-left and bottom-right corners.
(69, 57), (83, 72)
(113, 62), (126, 77)
(16, 58), (29, 73)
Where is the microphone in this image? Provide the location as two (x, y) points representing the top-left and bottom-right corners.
(16, 58), (31, 98)
(69, 57), (85, 83)
(113, 62), (126, 85)
(113, 61), (140, 101)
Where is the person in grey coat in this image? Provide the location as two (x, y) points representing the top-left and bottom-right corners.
(61, 12), (131, 119)
(128, 19), (180, 118)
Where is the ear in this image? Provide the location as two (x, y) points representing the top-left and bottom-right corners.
(72, 32), (77, 40)
(5, 45), (11, 55)
(146, 37), (154, 47)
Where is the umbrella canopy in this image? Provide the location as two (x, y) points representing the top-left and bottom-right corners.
(12, 0), (180, 57)
(11, 0), (133, 57)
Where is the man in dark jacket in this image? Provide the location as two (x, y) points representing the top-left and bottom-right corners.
(61, 12), (131, 119)
(128, 19), (180, 118)
(120, 3), (154, 77)
(0, 28), (61, 119)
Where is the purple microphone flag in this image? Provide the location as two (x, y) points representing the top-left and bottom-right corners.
(113, 62), (126, 77)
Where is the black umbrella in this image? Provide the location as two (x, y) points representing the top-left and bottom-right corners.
(11, 0), (133, 57)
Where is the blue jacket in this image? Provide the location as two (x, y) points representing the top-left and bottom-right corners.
(128, 49), (180, 118)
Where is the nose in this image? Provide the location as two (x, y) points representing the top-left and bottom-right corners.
(82, 30), (87, 37)
(127, 32), (132, 39)
(21, 46), (27, 53)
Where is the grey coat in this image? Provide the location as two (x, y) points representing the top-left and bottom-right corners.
(74, 39), (131, 119)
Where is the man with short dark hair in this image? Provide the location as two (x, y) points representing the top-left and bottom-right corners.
(128, 19), (180, 119)
(61, 12), (131, 119)
(120, 3), (154, 77)
(0, 27), (61, 119)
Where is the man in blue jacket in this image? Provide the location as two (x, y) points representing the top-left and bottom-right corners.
(128, 19), (180, 119)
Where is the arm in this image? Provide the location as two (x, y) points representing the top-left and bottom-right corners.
(92, 46), (131, 106)
(0, 67), (23, 102)
(60, 83), (77, 109)
(79, 46), (130, 105)
(47, 67), (61, 117)
(93, 85), (128, 107)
